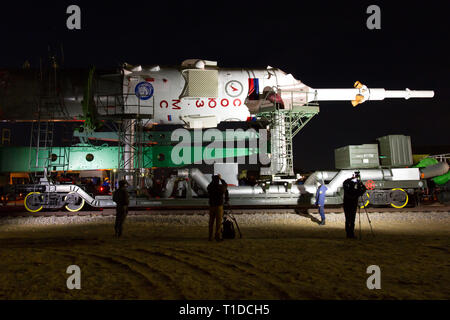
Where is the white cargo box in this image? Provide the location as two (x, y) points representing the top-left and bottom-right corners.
(390, 168), (420, 181)
(214, 163), (238, 186)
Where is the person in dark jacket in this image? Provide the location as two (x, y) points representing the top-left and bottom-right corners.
(113, 180), (130, 238)
(342, 173), (367, 239)
(207, 174), (229, 241)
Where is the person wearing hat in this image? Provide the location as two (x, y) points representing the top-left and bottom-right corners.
(113, 180), (130, 238)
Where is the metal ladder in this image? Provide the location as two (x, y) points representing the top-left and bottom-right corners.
(257, 90), (320, 176)
(29, 100), (55, 177)
(116, 95), (154, 191)
(28, 62), (69, 181)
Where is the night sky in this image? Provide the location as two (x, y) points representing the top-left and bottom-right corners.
(1, 1), (449, 171)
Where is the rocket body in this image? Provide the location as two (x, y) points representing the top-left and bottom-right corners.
(0, 59), (434, 129)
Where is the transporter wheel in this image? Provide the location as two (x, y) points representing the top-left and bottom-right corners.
(390, 188), (409, 209)
(359, 192), (370, 208)
(24, 192), (43, 213)
(64, 192), (85, 212)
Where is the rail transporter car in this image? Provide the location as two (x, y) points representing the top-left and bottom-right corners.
(1, 59), (446, 212)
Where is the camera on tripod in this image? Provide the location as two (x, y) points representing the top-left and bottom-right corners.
(352, 171), (375, 238)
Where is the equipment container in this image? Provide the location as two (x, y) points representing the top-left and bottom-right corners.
(335, 144), (379, 169)
(377, 135), (413, 167)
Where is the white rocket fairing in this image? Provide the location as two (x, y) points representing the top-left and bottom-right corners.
(120, 59), (434, 129)
(0, 59), (434, 126)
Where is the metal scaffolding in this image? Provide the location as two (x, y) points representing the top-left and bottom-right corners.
(257, 97), (320, 176)
(115, 95), (155, 190)
(28, 62), (69, 178)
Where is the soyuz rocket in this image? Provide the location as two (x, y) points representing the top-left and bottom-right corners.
(0, 59), (434, 128)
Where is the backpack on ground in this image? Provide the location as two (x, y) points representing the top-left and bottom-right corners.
(222, 210), (242, 239)
(222, 215), (236, 239)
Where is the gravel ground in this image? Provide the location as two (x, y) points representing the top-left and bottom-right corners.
(0, 210), (449, 299)
(1, 210), (449, 227)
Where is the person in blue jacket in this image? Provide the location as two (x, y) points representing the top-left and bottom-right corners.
(315, 182), (327, 225)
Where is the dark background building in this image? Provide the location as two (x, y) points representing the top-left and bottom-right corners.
(0, 1), (448, 171)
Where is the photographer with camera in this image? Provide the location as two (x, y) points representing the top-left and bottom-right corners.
(342, 171), (367, 239)
(207, 174), (229, 242)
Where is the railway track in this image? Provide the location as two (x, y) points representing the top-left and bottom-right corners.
(1, 204), (449, 218)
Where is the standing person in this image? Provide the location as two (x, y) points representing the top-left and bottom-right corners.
(113, 180), (130, 238)
(207, 175), (229, 242)
(342, 172), (367, 239)
(102, 177), (111, 193)
(315, 182), (327, 225)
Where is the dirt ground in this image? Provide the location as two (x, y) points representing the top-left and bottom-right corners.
(0, 210), (449, 300)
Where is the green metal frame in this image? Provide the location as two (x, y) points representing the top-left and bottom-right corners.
(0, 145), (260, 172)
(258, 104), (320, 175)
(73, 129), (261, 145)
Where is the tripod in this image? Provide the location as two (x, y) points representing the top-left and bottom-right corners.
(358, 194), (375, 239)
(224, 205), (242, 238)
